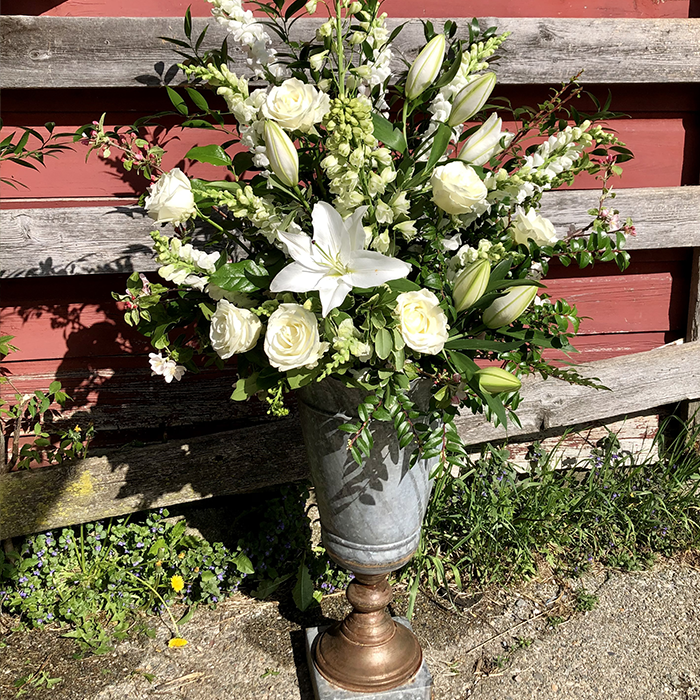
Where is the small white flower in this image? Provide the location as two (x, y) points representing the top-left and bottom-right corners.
(510, 207), (559, 247)
(148, 353), (186, 383)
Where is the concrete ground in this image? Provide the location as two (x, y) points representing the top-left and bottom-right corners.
(2, 555), (699, 700)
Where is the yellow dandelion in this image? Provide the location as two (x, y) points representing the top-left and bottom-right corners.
(170, 575), (185, 592)
(168, 637), (188, 648)
(155, 560), (162, 567)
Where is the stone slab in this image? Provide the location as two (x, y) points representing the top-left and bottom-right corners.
(304, 617), (433, 700)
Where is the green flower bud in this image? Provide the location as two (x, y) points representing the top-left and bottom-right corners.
(476, 366), (522, 394)
(453, 259), (490, 312)
(264, 121), (299, 188)
(483, 285), (538, 328)
(447, 72), (497, 127)
(405, 34), (446, 101)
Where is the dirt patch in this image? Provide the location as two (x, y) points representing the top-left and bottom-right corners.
(1, 557), (700, 699)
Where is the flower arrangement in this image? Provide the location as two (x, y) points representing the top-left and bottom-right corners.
(85, 0), (633, 470)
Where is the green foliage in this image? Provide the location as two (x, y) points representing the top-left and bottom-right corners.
(0, 483), (348, 654)
(1, 338), (93, 471)
(403, 417), (700, 611)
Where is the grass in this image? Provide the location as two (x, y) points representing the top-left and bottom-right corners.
(405, 415), (700, 613)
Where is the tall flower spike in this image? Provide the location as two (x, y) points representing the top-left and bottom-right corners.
(270, 202), (412, 316)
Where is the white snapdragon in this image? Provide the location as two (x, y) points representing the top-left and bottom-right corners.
(209, 0), (287, 78)
(149, 353), (186, 383)
(509, 207), (559, 246)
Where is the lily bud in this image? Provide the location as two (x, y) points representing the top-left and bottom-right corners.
(453, 259), (490, 312)
(447, 72), (497, 127)
(458, 113), (513, 166)
(476, 366), (522, 395)
(483, 285), (538, 329)
(405, 34), (446, 101)
(264, 121), (299, 188)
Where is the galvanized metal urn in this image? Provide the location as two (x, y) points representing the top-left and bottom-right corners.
(298, 378), (435, 693)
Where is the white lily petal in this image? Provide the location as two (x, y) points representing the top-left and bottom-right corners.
(346, 206), (369, 251)
(346, 251), (412, 288)
(317, 277), (353, 317)
(270, 263), (328, 292)
(312, 201), (347, 259)
(278, 230), (315, 263)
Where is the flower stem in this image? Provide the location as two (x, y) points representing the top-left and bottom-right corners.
(124, 570), (180, 637)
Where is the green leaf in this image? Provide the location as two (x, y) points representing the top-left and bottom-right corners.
(284, 0), (308, 19)
(292, 562), (316, 611)
(185, 144), (231, 167)
(166, 86), (188, 116)
(148, 538), (167, 555)
(209, 260), (265, 292)
(387, 278), (420, 293)
(375, 327), (393, 360)
(445, 338), (523, 351)
(426, 122), (453, 170)
(251, 574), (292, 599)
(185, 87), (209, 112)
(231, 373), (260, 401)
(371, 113), (407, 153)
(233, 552), (255, 574)
(447, 350), (479, 378)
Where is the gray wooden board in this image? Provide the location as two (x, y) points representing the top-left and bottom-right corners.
(2, 16), (700, 89)
(1, 340), (698, 539)
(2, 186), (698, 278)
(0, 417), (308, 540)
(455, 340), (700, 444)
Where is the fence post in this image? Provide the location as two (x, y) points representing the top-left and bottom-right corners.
(683, 248), (700, 430)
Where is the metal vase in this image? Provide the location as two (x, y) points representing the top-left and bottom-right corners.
(298, 378), (435, 693)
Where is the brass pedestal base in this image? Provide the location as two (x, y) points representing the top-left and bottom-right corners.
(312, 573), (423, 693)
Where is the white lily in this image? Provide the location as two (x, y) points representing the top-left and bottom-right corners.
(270, 202), (412, 316)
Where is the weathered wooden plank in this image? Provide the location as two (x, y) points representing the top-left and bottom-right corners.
(1, 16), (699, 89)
(0, 418), (308, 540)
(455, 340), (700, 444)
(1, 340), (699, 538)
(1, 186), (698, 278)
(683, 248), (700, 426)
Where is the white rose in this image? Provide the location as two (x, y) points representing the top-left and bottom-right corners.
(395, 289), (449, 355)
(209, 300), (262, 359)
(264, 303), (329, 371)
(144, 168), (196, 225)
(510, 207), (559, 246)
(261, 78), (331, 133)
(431, 161), (488, 215)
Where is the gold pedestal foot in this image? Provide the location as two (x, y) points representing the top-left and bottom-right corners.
(313, 572), (423, 693)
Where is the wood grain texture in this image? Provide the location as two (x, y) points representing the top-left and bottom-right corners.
(2, 0), (691, 19)
(455, 340), (700, 444)
(1, 340), (698, 538)
(2, 16), (700, 89)
(2, 186), (698, 278)
(0, 418), (308, 540)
